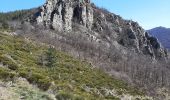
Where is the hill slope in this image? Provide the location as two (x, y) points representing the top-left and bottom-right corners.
(0, 30), (151, 99)
(0, 0), (170, 99)
(147, 27), (170, 50)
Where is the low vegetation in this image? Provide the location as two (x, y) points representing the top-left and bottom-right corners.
(0, 77), (55, 100)
(0, 30), (151, 99)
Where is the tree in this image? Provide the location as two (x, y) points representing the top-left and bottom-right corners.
(46, 46), (57, 67)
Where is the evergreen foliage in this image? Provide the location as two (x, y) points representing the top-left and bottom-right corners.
(46, 46), (57, 67)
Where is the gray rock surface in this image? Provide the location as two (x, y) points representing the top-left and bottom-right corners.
(37, 0), (93, 31)
(92, 6), (167, 59)
(35, 0), (167, 59)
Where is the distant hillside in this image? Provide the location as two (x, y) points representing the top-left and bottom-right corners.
(147, 27), (170, 50)
(0, 9), (38, 21)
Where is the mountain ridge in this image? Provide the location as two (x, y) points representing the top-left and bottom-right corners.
(31, 0), (168, 60)
(147, 26), (170, 50)
(0, 0), (170, 99)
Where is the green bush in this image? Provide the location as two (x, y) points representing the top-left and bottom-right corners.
(36, 78), (51, 91)
(0, 55), (18, 70)
(55, 92), (73, 100)
(19, 71), (51, 91)
(0, 21), (9, 29)
(19, 70), (28, 78)
(0, 68), (16, 80)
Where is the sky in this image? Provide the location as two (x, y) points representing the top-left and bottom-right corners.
(0, 0), (170, 30)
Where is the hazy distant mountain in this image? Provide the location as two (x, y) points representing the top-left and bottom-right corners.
(147, 26), (170, 50)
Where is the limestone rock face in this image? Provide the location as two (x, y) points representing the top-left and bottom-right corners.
(92, 6), (168, 59)
(37, 0), (93, 31)
(35, 0), (167, 59)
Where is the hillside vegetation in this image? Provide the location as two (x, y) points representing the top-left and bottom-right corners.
(0, 2), (169, 99)
(0, 9), (36, 21)
(0, 9), (38, 31)
(0, 30), (151, 100)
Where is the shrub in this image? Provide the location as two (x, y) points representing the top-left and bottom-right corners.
(19, 71), (51, 91)
(55, 92), (73, 100)
(0, 68), (16, 80)
(1, 21), (9, 29)
(0, 55), (18, 70)
(37, 78), (51, 91)
(19, 70), (28, 78)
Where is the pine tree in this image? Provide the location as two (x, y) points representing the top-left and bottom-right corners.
(46, 46), (57, 67)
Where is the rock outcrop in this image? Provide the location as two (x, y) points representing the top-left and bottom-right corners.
(91, 6), (168, 59)
(35, 0), (168, 59)
(37, 0), (93, 31)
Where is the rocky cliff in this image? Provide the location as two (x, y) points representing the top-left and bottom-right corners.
(35, 0), (168, 59)
(91, 6), (168, 59)
(37, 0), (93, 31)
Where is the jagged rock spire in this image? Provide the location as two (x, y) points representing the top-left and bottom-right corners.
(36, 0), (93, 31)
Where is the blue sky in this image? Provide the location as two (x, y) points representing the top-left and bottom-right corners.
(0, 0), (170, 29)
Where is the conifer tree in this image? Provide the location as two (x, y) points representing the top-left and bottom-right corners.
(46, 46), (57, 67)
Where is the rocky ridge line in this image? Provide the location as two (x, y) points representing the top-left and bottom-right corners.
(35, 0), (168, 59)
